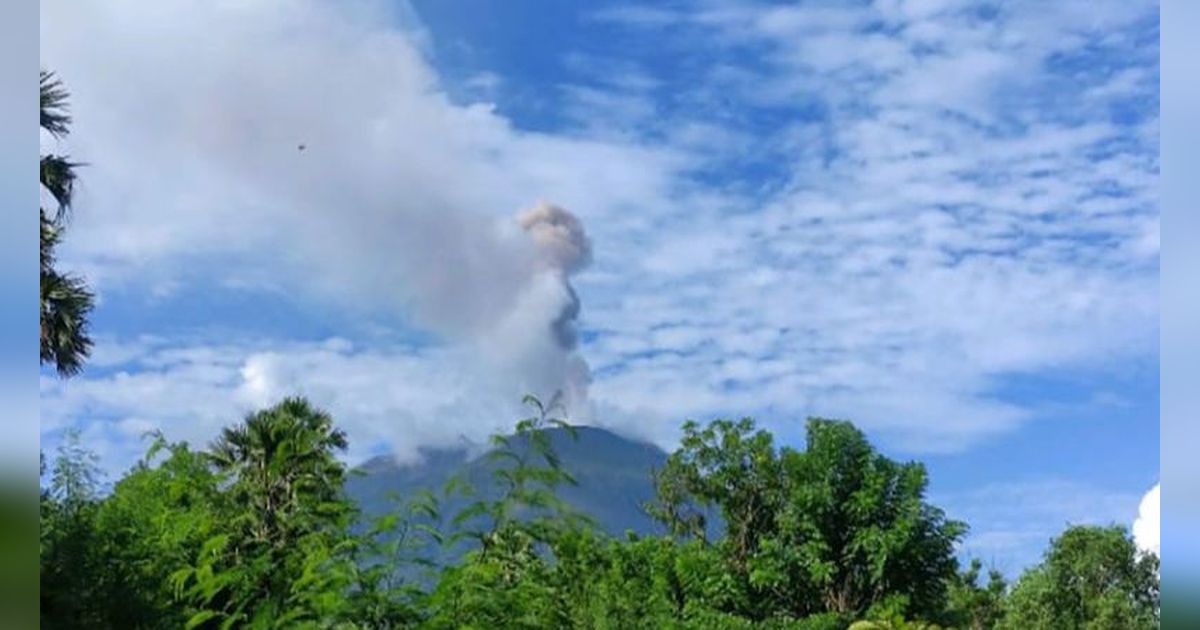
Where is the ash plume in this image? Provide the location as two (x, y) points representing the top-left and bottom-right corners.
(350, 200), (595, 423)
(503, 202), (594, 417)
(41, 0), (602, 445)
(518, 202), (593, 275)
(519, 202), (592, 347)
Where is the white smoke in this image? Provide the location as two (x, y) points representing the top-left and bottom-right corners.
(40, 0), (605, 437)
(468, 203), (594, 419)
(512, 203), (593, 413)
(518, 202), (593, 275)
(1133, 483), (1159, 557)
(268, 196), (596, 423)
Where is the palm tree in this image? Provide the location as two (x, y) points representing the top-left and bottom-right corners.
(209, 397), (350, 548)
(205, 398), (351, 617)
(40, 70), (93, 377)
(173, 399), (352, 625)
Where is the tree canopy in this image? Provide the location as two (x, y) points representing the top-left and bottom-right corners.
(999, 524), (1158, 630)
(42, 397), (1153, 629)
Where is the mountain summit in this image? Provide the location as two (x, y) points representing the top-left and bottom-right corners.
(346, 426), (669, 538)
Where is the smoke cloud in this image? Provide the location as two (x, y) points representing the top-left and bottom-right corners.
(518, 203), (593, 275)
(462, 202), (594, 419)
(40, 0), (607, 434)
(514, 202), (594, 411)
(259, 193), (598, 424)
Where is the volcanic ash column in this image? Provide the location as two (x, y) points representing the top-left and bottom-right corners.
(513, 202), (593, 418)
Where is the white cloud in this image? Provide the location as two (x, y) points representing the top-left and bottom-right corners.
(39, 0), (1158, 461)
(1133, 483), (1160, 557)
(40, 0), (688, 426)
(576, 0), (1158, 450)
(40, 336), (547, 475)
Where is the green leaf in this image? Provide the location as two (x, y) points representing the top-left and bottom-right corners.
(184, 609), (218, 629)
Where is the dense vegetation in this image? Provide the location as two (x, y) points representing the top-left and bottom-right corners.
(40, 396), (1158, 629)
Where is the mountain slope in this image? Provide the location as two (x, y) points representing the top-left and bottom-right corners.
(345, 426), (670, 539)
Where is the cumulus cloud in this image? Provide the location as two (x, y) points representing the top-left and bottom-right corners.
(39, 0), (658, 430)
(579, 0), (1159, 450)
(40, 337), (552, 473)
(39, 0), (1158, 463)
(1133, 483), (1160, 557)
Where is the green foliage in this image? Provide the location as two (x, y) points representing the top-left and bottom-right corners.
(91, 435), (225, 627)
(40, 209), (93, 377)
(944, 558), (1007, 629)
(424, 526), (565, 629)
(40, 70), (93, 378)
(783, 420), (965, 618)
(343, 490), (444, 626)
(208, 397), (351, 546)
(173, 397), (357, 628)
(1000, 525), (1159, 630)
(447, 394), (592, 552)
(849, 616), (944, 630)
(42, 398), (1154, 630)
(40, 430), (104, 628)
(559, 532), (684, 628)
(425, 395), (589, 628)
(648, 417), (966, 623)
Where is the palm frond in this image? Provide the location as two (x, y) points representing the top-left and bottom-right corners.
(39, 211), (93, 377)
(41, 154), (79, 221)
(40, 70), (71, 138)
(40, 263), (94, 377)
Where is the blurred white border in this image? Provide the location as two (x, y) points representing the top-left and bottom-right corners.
(0, 0), (39, 476)
(1162, 0), (1198, 598)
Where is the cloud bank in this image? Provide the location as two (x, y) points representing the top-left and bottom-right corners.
(40, 0), (1158, 470)
(40, 0), (647, 448)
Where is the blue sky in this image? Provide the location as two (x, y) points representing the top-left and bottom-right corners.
(39, 0), (1159, 574)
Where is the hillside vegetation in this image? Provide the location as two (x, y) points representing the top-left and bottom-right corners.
(40, 396), (1159, 629)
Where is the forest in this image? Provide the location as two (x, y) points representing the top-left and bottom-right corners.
(40, 395), (1159, 629)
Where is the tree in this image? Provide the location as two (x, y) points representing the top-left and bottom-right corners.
(54, 404), (1169, 629)
(1000, 525), (1158, 630)
(40, 70), (93, 377)
(648, 418), (965, 623)
(342, 489), (444, 627)
(849, 617), (944, 630)
(448, 394), (591, 552)
(426, 395), (591, 628)
(172, 397), (355, 628)
(40, 430), (104, 628)
(769, 420), (964, 621)
(208, 397), (350, 551)
(90, 435), (226, 629)
(647, 419), (780, 558)
(944, 558), (1007, 630)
